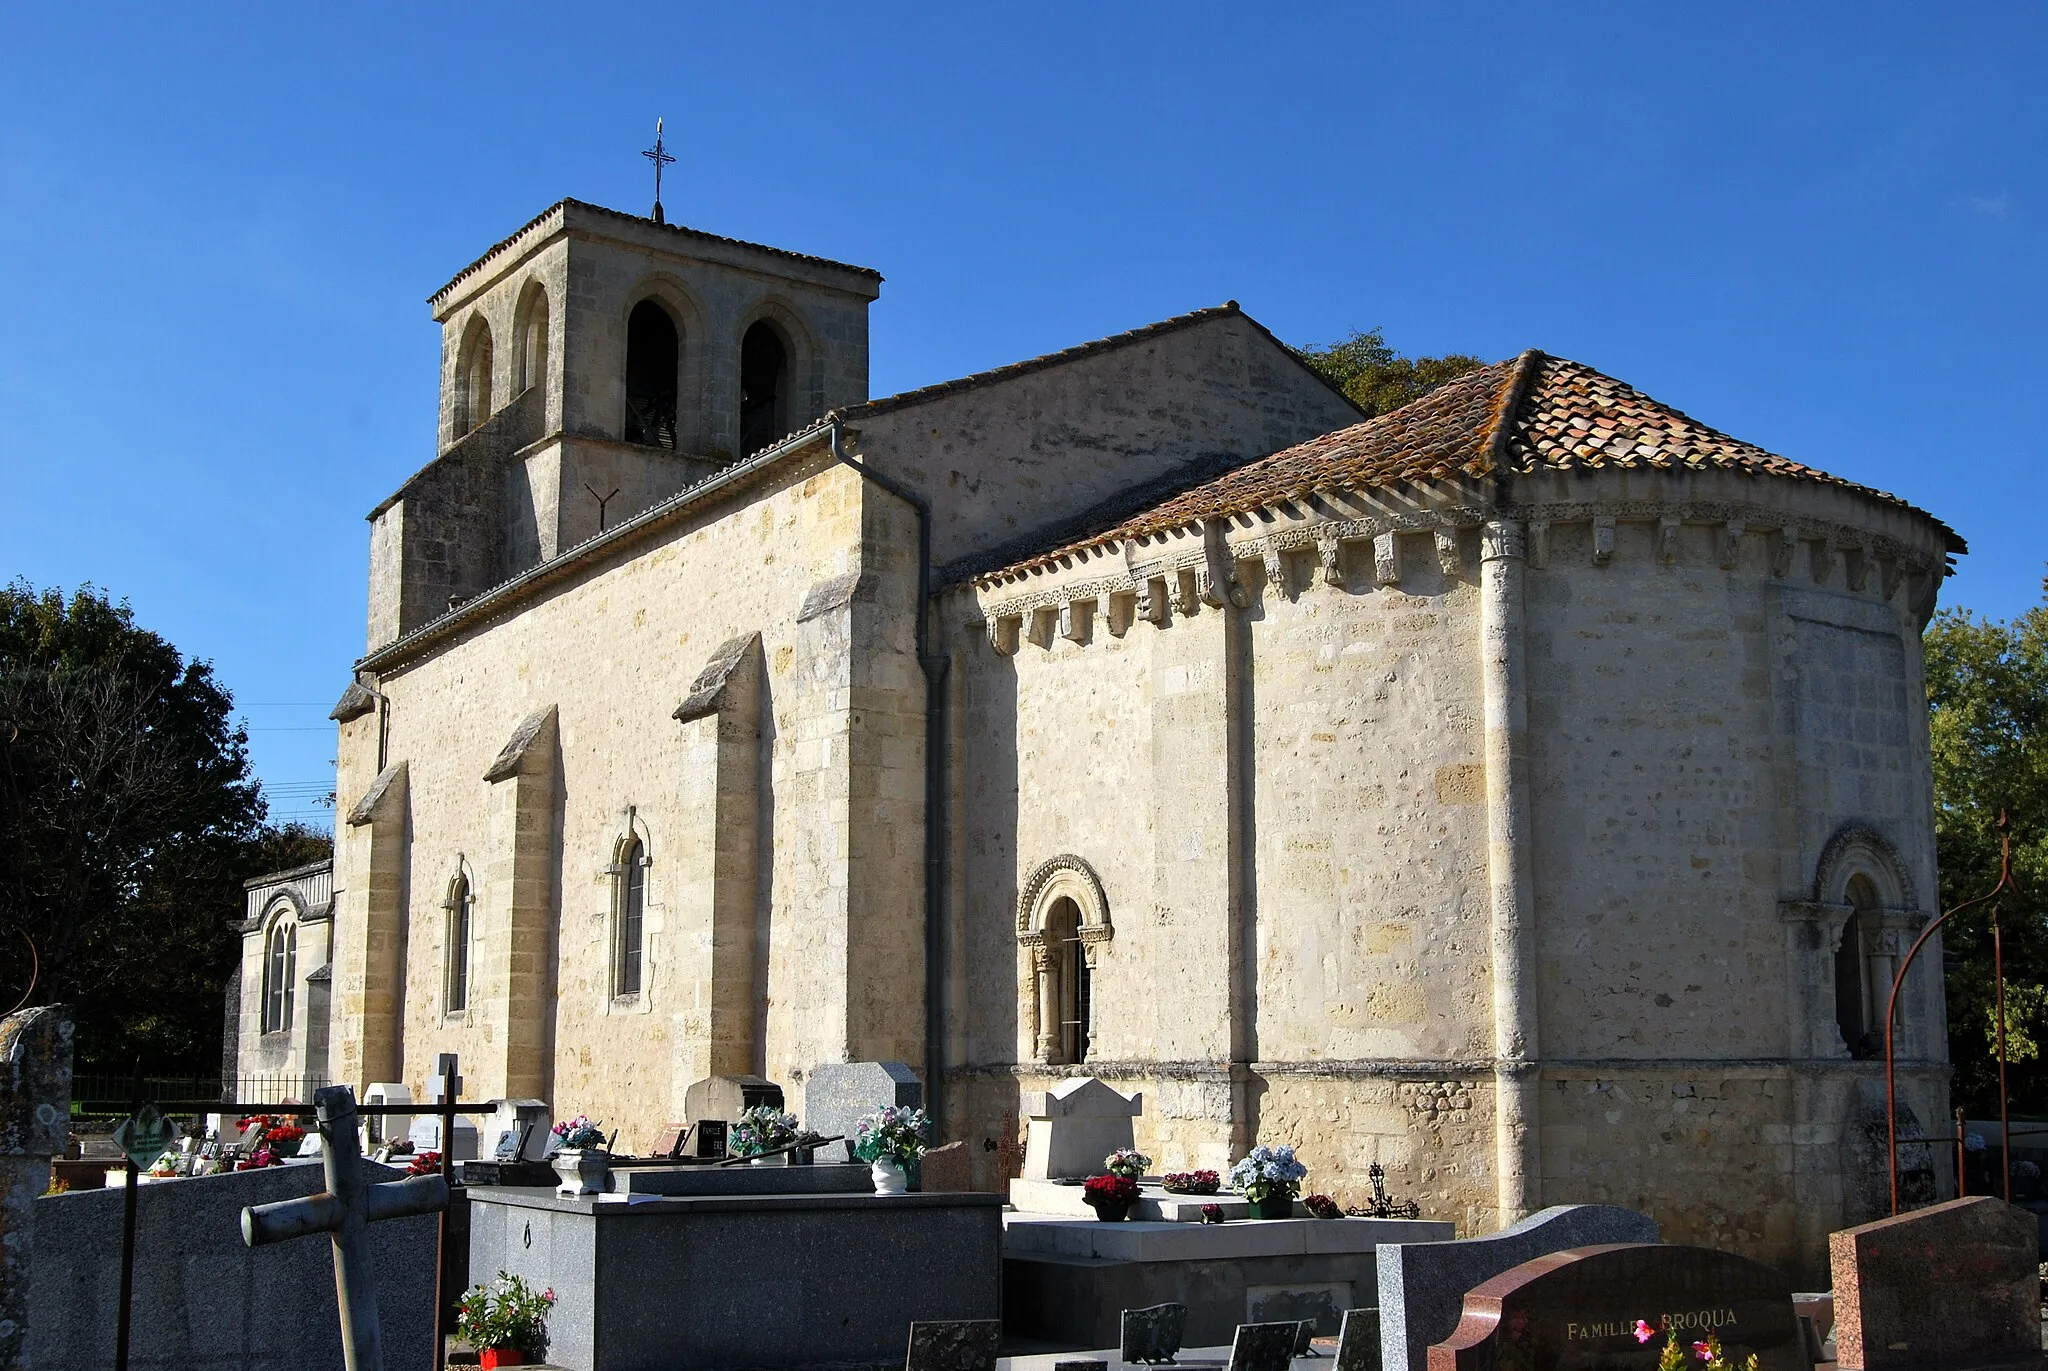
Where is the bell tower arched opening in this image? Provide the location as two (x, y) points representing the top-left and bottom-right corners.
(625, 300), (680, 449)
(739, 321), (789, 456)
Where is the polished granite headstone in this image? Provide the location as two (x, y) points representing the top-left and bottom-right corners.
(1425, 1243), (1802, 1371)
(1378, 1204), (1660, 1371)
(805, 1061), (922, 1163)
(906, 1318), (1002, 1371)
(1829, 1195), (2044, 1371)
(1334, 1307), (1381, 1371)
(1121, 1302), (1188, 1363)
(1227, 1322), (1302, 1371)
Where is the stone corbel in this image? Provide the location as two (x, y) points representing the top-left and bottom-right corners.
(1772, 530), (1798, 580)
(1880, 556), (1905, 603)
(1318, 530), (1345, 587)
(1591, 517), (1616, 566)
(1025, 606), (1057, 649)
(1717, 520), (1745, 572)
(1527, 520), (1551, 570)
(1372, 531), (1400, 586)
(1435, 528), (1463, 577)
(1811, 537), (1837, 585)
(1656, 517), (1681, 566)
(1139, 577), (1168, 625)
(1172, 568), (1200, 616)
(1104, 591), (1135, 637)
(988, 614), (1021, 656)
(1845, 544), (1871, 593)
(1059, 599), (1091, 645)
(1263, 550), (1292, 602)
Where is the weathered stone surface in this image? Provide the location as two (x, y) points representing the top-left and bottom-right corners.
(905, 1318), (1001, 1371)
(1829, 1196), (2042, 1370)
(920, 1139), (973, 1192)
(1424, 1243), (1803, 1371)
(1, 1004), (72, 1371)
(1121, 1301), (1188, 1363)
(682, 1073), (783, 1127)
(1379, 1204), (1660, 1371)
(804, 1061), (921, 1163)
(28, 1159), (436, 1371)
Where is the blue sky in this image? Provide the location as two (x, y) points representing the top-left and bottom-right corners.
(3, 3), (2043, 828)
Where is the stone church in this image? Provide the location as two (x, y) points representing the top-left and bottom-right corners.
(243, 196), (1964, 1277)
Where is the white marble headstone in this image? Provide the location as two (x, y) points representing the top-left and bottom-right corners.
(1020, 1077), (1142, 1180)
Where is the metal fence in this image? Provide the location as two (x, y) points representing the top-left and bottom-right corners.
(68, 1072), (329, 1112)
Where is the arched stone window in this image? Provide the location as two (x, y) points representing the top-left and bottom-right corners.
(514, 284), (550, 394)
(1806, 825), (1920, 1060)
(611, 831), (650, 998)
(739, 320), (789, 456)
(1018, 855), (1112, 1065)
(456, 316), (494, 436)
(624, 300), (679, 449)
(444, 865), (474, 1015)
(262, 912), (297, 1035)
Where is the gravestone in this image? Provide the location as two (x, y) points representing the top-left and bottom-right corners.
(485, 1098), (551, 1161)
(648, 1122), (688, 1158)
(684, 1073), (785, 1132)
(361, 1082), (410, 1146)
(404, 1111), (478, 1161)
(1021, 1077), (1141, 1180)
(0, 1004), (73, 1371)
(1334, 1307), (1381, 1371)
(1227, 1321), (1302, 1371)
(1122, 1301), (1189, 1363)
(1829, 1195), (2041, 1371)
(1426, 1243), (1802, 1371)
(904, 1317), (1001, 1371)
(805, 1061), (922, 1163)
(1379, 1203), (1660, 1371)
(919, 1140), (972, 1192)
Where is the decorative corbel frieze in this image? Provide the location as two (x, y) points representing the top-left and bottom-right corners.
(1844, 544), (1871, 593)
(1880, 556), (1905, 603)
(1591, 517), (1615, 566)
(1480, 519), (1524, 563)
(1527, 520), (1551, 570)
(1104, 591), (1135, 637)
(1810, 536), (1837, 585)
(1059, 599), (1091, 644)
(1717, 520), (1744, 572)
(988, 614), (1021, 656)
(1263, 550), (1293, 602)
(1025, 606), (1057, 649)
(1201, 520), (1249, 608)
(1172, 568), (1200, 616)
(1656, 517), (1681, 566)
(1139, 577), (1168, 625)
(1772, 530), (1798, 580)
(1373, 531), (1401, 587)
(1319, 529), (1345, 587)
(1435, 528), (1463, 577)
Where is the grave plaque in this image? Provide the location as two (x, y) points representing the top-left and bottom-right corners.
(1426, 1244), (1802, 1371)
(1228, 1322), (1303, 1371)
(1829, 1195), (2042, 1371)
(1335, 1307), (1382, 1371)
(904, 1318), (1001, 1371)
(1122, 1302), (1189, 1363)
(694, 1119), (728, 1159)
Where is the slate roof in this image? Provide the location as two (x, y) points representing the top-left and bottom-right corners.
(980, 350), (1963, 580)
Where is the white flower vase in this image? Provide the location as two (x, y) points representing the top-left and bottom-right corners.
(870, 1158), (909, 1196)
(553, 1148), (610, 1196)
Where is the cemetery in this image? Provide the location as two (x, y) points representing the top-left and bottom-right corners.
(5, 1008), (2045, 1371)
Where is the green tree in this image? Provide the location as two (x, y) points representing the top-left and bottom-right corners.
(1295, 328), (1487, 419)
(1924, 575), (2048, 1117)
(0, 581), (328, 1074)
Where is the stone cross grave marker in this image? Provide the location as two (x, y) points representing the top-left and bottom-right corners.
(1378, 1203), (1660, 1371)
(1426, 1243), (1803, 1371)
(1829, 1195), (2041, 1371)
(805, 1061), (921, 1162)
(1020, 1077), (1140, 1180)
(0, 1004), (73, 1371)
(242, 1085), (449, 1371)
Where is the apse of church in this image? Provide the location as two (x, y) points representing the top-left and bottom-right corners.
(319, 195), (1962, 1281)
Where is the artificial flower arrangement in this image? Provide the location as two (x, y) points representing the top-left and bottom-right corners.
(405, 1149), (443, 1177)
(1303, 1193), (1342, 1219)
(852, 1105), (930, 1166)
(730, 1106), (801, 1156)
(1103, 1148), (1151, 1179)
(551, 1115), (607, 1151)
(148, 1150), (182, 1179)
(1640, 1324), (1758, 1371)
(236, 1115), (307, 1156)
(1161, 1169), (1220, 1194)
(1227, 1144), (1308, 1205)
(457, 1271), (556, 1368)
(1198, 1203), (1225, 1224)
(1083, 1174), (1140, 1215)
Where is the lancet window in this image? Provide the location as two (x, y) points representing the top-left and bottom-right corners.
(262, 915), (297, 1035)
(613, 834), (649, 998)
(445, 870), (473, 1015)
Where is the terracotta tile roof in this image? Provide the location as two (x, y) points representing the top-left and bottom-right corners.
(978, 351), (1962, 580)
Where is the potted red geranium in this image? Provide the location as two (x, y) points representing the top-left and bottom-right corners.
(456, 1271), (555, 1367)
(1083, 1174), (1140, 1222)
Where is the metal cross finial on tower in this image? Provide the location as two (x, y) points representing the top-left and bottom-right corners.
(643, 117), (676, 225)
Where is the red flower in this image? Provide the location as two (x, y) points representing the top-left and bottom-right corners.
(1693, 1342), (1712, 1361)
(1083, 1174), (1139, 1206)
(1633, 1320), (1656, 1344)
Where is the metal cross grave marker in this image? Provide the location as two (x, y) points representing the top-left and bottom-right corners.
(241, 1084), (449, 1371)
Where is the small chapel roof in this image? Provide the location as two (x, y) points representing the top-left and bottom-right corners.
(974, 351), (1965, 582)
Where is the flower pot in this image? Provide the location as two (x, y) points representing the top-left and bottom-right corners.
(870, 1159), (909, 1196)
(1252, 1193), (1295, 1220)
(553, 1147), (611, 1196)
(1087, 1200), (1132, 1222)
(479, 1348), (525, 1368)
(269, 1138), (303, 1159)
